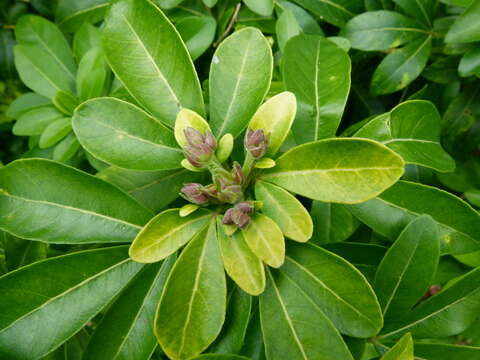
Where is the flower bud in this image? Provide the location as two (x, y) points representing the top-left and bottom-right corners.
(244, 129), (268, 159)
(184, 127), (217, 167)
(180, 183), (209, 205)
(231, 162), (245, 185)
(222, 201), (254, 229)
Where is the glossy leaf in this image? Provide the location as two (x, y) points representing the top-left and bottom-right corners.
(241, 213), (285, 268)
(156, 221), (226, 360)
(289, 0), (362, 27)
(129, 208), (212, 263)
(209, 27), (273, 138)
(83, 257), (174, 359)
(374, 215), (440, 322)
(281, 242), (383, 337)
(310, 202), (359, 244)
(342, 11), (425, 51)
(56, 0), (110, 33)
(413, 343), (480, 359)
(347, 181), (480, 254)
(248, 92), (296, 157)
(283, 35), (351, 141)
(381, 267), (480, 338)
(0, 246), (144, 359)
(73, 97), (184, 170)
(260, 267), (354, 360)
(380, 333), (414, 360)
(255, 181), (312, 242)
(0, 159), (152, 244)
(260, 138), (405, 204)
(73, 22), (101, 61)
(445, 0), (480, 43)
(102, 0), (204, 126)
(243, 0), (274, 16)
(371, 35), (432, 95)
(218, 220), (266, 295)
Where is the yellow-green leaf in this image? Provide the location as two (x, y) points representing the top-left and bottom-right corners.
(175, 108), (211, 148)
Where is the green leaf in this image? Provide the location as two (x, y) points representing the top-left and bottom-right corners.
(310, 202), (359, 244)
(260, 267), (354, 360)
(380, 333), (414, 360)
(289, 0), (362, 27)
(341, 11), (425, 51)
(278, 0), (324, 35)
(56, 0), (110, 33)
(156, 220), (226, 360)
(371, 35), (432, 95)
(255, 181), (312, 242)
(83, 257), (174, 359)
(210, 286), (252, 354)
(177, 16), (217, 61)
(73, 97), (184, 170)
(381, 267), (480, 338)
(209, 27), (273, 138)
(191, 355), (249, 360)
(53, 132), (80, 162)
(413, 343), (480, 359)
(394, 0), (436, 26)
(241, 213), (285, 268)
(13, 106), (63, 136)
(283, 35), (351, 141)
(39, 117), (72, 148)
(73, 22), (101, 61)
(76, 47), (107, 101)
(459, 47), (480, 77)
(102, 0), (204, 126)
(218, 220), (265, 295)
(281, 242), (383, 337)
(129, 208), (212, 263)
(175, 108), (211, 148)
(276, 8), (302, 52)
(347, 181), (480, 254)
(6, 92), (50, 119)
(0, 246), (144, 359)
(1, 232), (47, 271)
(248, 92), (296, 157)
(445, 0), (480, 43)
(52, 90), (79, 116)
(243, 0), (274, 16)
(97, 167), (202, 213)
(15, 15), (76, 81)
(260, 138), (404, 204)
(355, 100), (455, 172)
(374, 216), (440, 322)
(156, 0), (186, 9)
(465, 189), (480, 207)
(0, 159), (152, 244)
(14, 45), (75, 98)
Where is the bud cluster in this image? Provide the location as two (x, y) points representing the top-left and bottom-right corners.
(244, 129), (269, 159)
(184, 127), (216, 167)
(222, 201), (254, 229)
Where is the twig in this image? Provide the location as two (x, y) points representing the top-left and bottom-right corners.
(213, 3), (241, 47)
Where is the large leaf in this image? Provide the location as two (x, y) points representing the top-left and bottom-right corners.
(355, 100), (455, 172)
(218, 220), (266, 296)
(83, 257), (174, 359)
(342, 11), (426, 51)
(283, 35), (351, 142)
(102, 0), (204, 126)
(290, 0), (362, 27)
(129, 208), (212, 263)
(255, 181), (312, 242)
(209, 27), (272, 138)
(380, 267), (480, 339)
(14, 45), (75, 98)
(0, 246), (144, 359)
(56, 0), (110, 33)
(310, 202), (359, 244)
(393, 0), (436, 26)
(260, 267), (354, 360)
(374, 216), (440, 322)
(280, 242), (383, 337)
(371, 35), (432, 95)
(15, 15), (76, 82)
(445, 0), (480, 43)
(0, 159), (152, 244)
(73, 97), (183, 170)
(260, 138), (404, 204)
(347, 181), (480, 254)
(156, 220), (226, 360)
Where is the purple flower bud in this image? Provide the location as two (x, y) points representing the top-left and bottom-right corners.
(217, 184), (242, 204)
(231, 162), (244, 185)
(184, 127), (217, 167)
(222, 201), (254, 228)
(236, 201), (253, 214)
(180, 183), (209, 205)
(244, 129), (269, 159)
(222, 208), (235, 225)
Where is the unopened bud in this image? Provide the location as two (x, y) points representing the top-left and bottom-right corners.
(244, 129), (268, 159)
(180, 183), (209, 205)
(231, 162), (244, 185)
(222, 201), (254, 229)
(184, 127), (217, 167)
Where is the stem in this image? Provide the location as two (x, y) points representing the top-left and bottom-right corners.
(241, 153), (256, 187)
(213, 3), (241, 47)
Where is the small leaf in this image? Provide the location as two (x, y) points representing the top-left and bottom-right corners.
(310, 202), (359, 244)
(255, 181), (312, 242)
(52, 90), (79, 115)
(73, 97), (184, 170)
(241, 213), (285, 268)
(13, 106), (63, 136)
(218, 219), (265, 295)
(380, 333), (414, 360)
(156, 220), (226, 360)
(216, 133), (234, 163)
(260, 138), (405, 204)
(129, 208), (212, 263)
(276, 9), (302, 52)
(175, 108), (211, 148)
(254, 158), (275, 169)
(56, 0), (110, 33)
(73, 22), (101, 61)
(248, 91), (296, 156)
(39, 117), (72, 149)
(180, 204), (200, 217)
(76, 47), (107, 101)
(209, 27), (273, 138)
(243, 0), (274, 16)
(6, 92), (50, 119)
(53, 133), (80, 162)
(288, 0), (362, 27)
